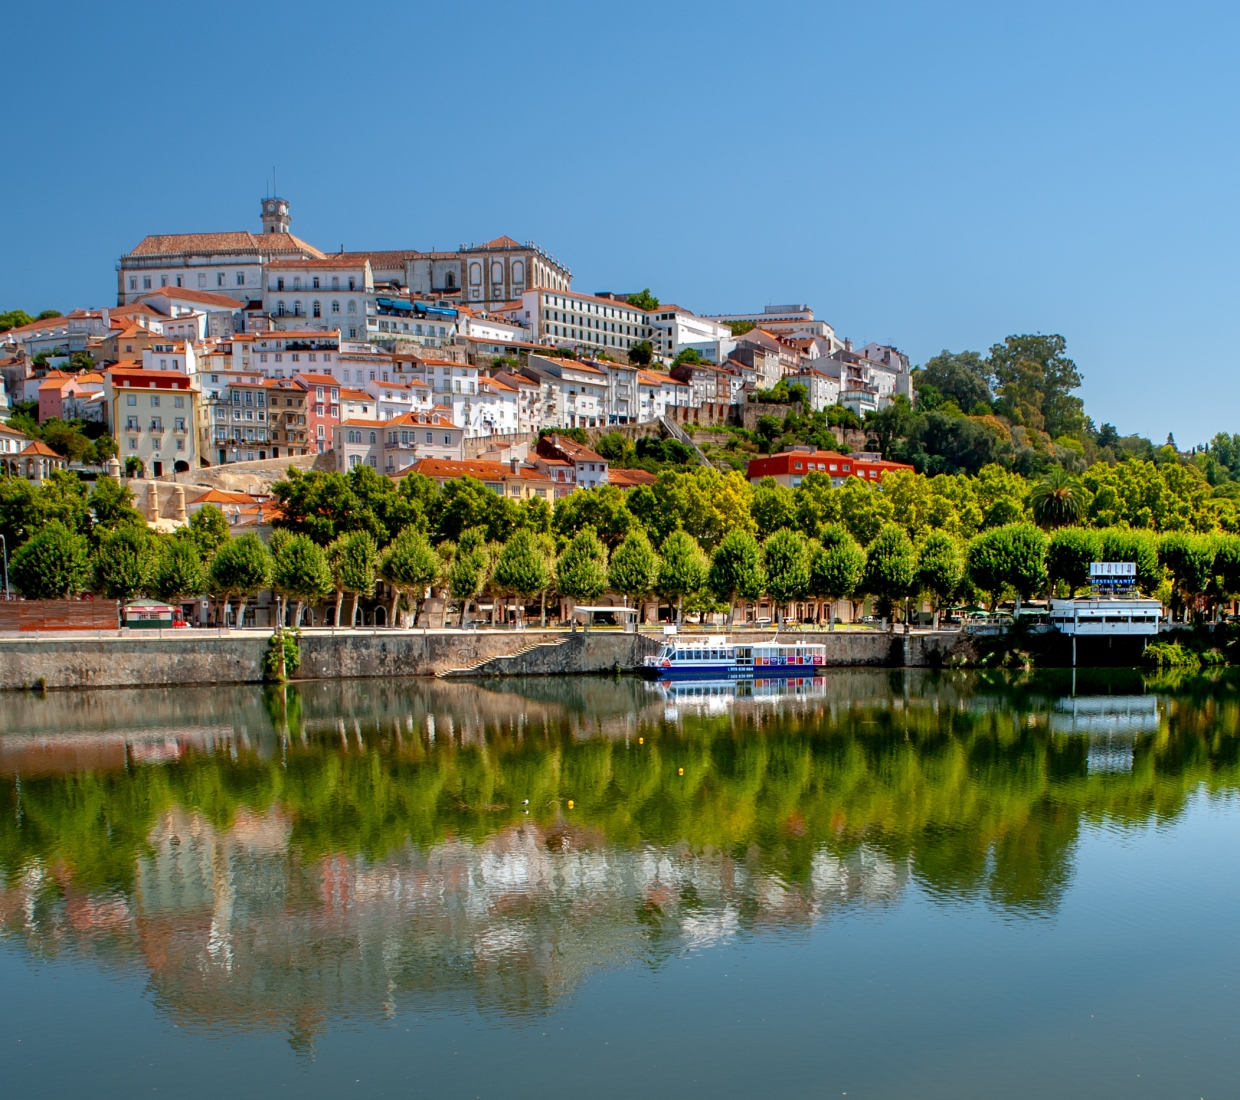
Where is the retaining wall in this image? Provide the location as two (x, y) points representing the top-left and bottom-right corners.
(0, 628), (968, 691)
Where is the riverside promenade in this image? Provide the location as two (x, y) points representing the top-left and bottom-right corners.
(0, 627), (968, 691)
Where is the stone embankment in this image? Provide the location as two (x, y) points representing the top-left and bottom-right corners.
(0, 628), (968, 691)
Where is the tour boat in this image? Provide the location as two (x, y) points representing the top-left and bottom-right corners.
(643, 636), (826, 679)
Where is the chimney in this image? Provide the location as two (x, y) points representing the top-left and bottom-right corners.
(510, 457), (519, 475)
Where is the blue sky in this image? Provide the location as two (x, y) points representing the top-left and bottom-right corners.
(4, 0), (1237, 444)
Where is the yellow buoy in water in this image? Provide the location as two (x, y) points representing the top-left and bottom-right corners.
(638, 737), (644, 744)
(678, 768), (684, 776)
(567, 800), (574, 809)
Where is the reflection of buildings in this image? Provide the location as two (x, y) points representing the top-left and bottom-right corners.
(0, 726), (233, 776)
(1051, 696), (1162, 773)
(1, 807), (906, 1046)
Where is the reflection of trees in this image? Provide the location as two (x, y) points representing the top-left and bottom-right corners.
(2, 670), (1240, 1041)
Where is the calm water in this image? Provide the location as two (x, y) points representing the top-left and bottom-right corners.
(1, 669), (1238, 1099)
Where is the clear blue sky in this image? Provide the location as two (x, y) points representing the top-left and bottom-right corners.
(4, 0), (1237, 445)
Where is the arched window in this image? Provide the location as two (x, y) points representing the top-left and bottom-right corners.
(312, 277), (320, 289)
(293, 300), (302, 316)
(313, 300), (321, 317)
(331, 300), (340, 313)
(469, 262), (482, 285)
(369, 431), (377, 443)
(276, 301), (285, 316)
(445, 270), (456, 289)
(491, 261), (503, 283)
(293, 276), (301, 290)
(349, 454), (360, 468)
(331, 276), (340, 289)
(512, 260), (524, 284)
(347, 300), (356, 313)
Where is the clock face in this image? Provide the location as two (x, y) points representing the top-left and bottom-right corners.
(266, 202), (275, 212)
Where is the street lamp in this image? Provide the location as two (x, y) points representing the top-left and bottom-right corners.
(0, 533), (8, 600)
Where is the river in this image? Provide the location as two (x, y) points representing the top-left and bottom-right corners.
(1, 669), (1237, 1098)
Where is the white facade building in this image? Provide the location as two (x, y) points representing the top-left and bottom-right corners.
(515, 290), (654, 357)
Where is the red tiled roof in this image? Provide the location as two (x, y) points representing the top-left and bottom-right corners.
(138, 288), (240, 310)
(608, 468), (658, 488)
(411, 457), (551, 483)
(21, 441), (62, 458)
(126, 232), (324, 259)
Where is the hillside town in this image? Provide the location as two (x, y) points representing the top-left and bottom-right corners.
(0, 195), (911, 493)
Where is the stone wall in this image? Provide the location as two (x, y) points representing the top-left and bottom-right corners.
(0, 628), (967, 692)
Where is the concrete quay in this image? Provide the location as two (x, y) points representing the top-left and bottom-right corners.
(0, 627), (968, 691)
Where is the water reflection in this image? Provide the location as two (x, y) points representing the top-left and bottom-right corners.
(2, 670), (1239, 1047)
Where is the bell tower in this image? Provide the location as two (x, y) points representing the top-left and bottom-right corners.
(260, 196), (291, 235)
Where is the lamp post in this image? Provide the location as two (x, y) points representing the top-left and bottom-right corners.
(0, 533), (8, 600)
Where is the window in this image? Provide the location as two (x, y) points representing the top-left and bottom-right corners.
(143, 277), (151, 290)
(293, 300), (302, 316)
(331, 276), (340, 290)
(150, 418), (162, 431)
(277, 301), (285, 316)
(150, 395), (160, 407)
(369, 431), (376, 444)
(126, 417), (139, 431)
(313, 300), (321, 317)
(237, 272), (245, 286)
(312, 277), (320, 289)
(127, 395), (137, 406)
(293, 277), (301, 290)
(129, 277), (137, 290)
(347, 300), (356, 313)
(174, 395), (184, 408)
(276, 277), (284, 291)
(198, 274), (207, 287)
(218, 273), (225, 286)
(331, 300), (340, 313)
(348, 454), (360, 469)
(175, 276), (182, 287)
(175, 418), (185, 432)
(443, 434), (451, 446)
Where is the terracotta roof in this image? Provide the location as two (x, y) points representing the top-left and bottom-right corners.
(190, 489), (257, 505)
(481, 236), (523, 249)
(411, 457), (551, 483)
(138, 287), (240, 310)
(105, 367), (192, 385)
(608, 468), (658, 488)
(339, 388), (370, 402)
(21, 441), (62, 458)
(337, 250), (421, 267)
(126, 232), (324, 259)
(537, 436), (606, 463)
(265, 257), (370, 269)
(293, 373), (340, 387)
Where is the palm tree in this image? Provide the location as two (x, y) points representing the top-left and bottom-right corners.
(1030, 468), (1087, 528)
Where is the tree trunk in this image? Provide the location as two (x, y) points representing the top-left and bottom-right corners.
(460, 598), (470, 627)
(904, 597), (911, 635)
(829, 599), (836, 631)
(540, 590), (546, 627)
(236, 597), (249, 627)
(932, 607), (940, 631)
(677, 596), (684, 625)
(390, 587), (401, 627)
(292, 600), (303, 628)
(728, 600), (736, 631)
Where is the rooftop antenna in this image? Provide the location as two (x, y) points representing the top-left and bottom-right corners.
(273, 166), (277, 195)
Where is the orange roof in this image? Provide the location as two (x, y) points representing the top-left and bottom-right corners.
(105, 367), (192, 386)
(411, 457), (550, 483)
(190, 489), (258, 505)
(608, 468), (658, 488)
(21, 441), (62, 458)
(294, 373), (340, 387)
(339, 388), (370, 402)
(139, 288), (240, 310)
(126, 232), (324, 259)
(481, 236), (523, 249)
(265, 257), (370, 269)
(336, 250), (421, 267)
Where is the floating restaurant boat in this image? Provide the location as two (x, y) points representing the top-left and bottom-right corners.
(643, 636), (826, 679)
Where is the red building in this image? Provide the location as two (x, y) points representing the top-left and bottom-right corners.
(746, 446), (912, 489)
(294, 372), (340, 453)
